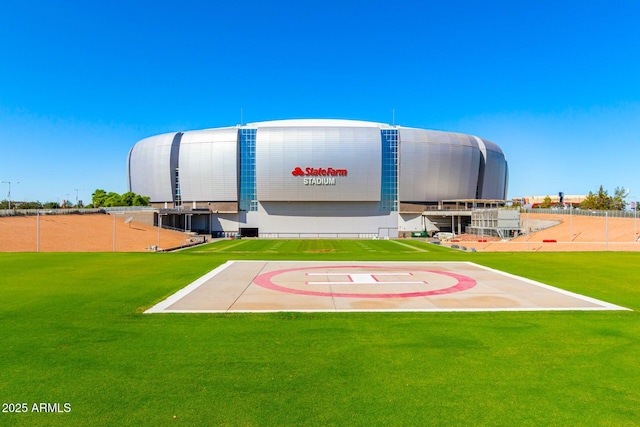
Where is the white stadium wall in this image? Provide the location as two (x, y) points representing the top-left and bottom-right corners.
(398, 129), (482, 201)
(127, 119), (508, 237)
(248, 202), (397, 238)
(178, 127), (238, 202)
(475, 137), (508, 200)
(255, 125), (381, 202)
(127, 132), (180, 202)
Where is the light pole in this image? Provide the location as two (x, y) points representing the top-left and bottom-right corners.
(36, 209), (40, 252)
(605, 211), (608, 252)
(569, 203), (572, 243)
(157, 212), (163, 251)
(74, 188), (80, 207)
(625, 189), (636, 242)
(623, 189), (637, 243)
(526, 207), (530, 252)
(112, 211), (124, 252)
(481, 213), (484, 252)
(631, 196), (637, 242)
(2, 181), (19, 209)
(635, 199), (638, 242)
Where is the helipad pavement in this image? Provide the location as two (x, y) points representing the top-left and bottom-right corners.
(145, 261), (629, 313)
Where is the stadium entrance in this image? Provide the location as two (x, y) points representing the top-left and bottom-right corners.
(240, 227), (259, 238)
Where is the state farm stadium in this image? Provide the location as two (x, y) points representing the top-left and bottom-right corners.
(127, 119), (509, 238)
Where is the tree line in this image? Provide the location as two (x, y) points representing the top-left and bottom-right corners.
(90, 189), (150, 207)
(0, 189), (150, 209)
(538, 185), (635, 210)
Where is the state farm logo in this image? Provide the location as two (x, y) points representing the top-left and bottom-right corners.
(291, 167), (347, 177)
(291, 167), (347, 185)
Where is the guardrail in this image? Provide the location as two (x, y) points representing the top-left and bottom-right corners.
(0, 208), (107, 217)
(0, 206), (159, 217)
(103, 206), (157, 212)
(524, 208), (638, 218)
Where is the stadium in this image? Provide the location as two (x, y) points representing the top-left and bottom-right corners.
(127, 119), (509, 238)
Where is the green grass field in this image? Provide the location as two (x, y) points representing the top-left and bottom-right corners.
(1, 240), (639, 426)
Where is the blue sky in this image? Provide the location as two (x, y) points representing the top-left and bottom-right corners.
(1, 0), (639, 204)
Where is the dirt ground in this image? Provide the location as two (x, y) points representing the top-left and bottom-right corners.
(0, 213), (194, 252)
(1, 212), (638, 253)
(450, 213), (640, 252)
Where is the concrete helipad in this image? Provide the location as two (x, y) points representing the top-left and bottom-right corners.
(145, 261), (629, 313)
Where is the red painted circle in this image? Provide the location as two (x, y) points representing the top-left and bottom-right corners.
(253, 265), (476, 299)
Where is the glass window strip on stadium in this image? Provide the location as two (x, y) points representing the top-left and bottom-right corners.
(380, 129), (398, 211)
(174, 167), (182, 206)
(239, 128), (258, 211)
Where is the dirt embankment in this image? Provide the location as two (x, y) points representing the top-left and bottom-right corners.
(2, 212), (638, 253)
(448, 213), (640, 252)
(0, 213), (193, 252)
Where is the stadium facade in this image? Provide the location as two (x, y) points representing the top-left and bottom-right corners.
(127, 119), (508, 238)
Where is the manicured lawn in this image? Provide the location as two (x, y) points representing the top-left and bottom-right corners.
(1, 241), (639, 426)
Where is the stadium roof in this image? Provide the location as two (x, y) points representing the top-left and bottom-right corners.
(245, 118), (391, 128)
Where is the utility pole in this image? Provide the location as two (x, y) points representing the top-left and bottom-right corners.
(74, 188), (84, 207)
(2, 181), (19, 209)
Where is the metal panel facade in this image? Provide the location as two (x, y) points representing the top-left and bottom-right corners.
(255, 126), (381, 201)
(399, 129), (481, 202)
(476, 137), (508, 199)
(253, 201), (397, 236)
(178, 128), (238, 202)
(127, 132), (179, 201)
(127, 120), (509, 219)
